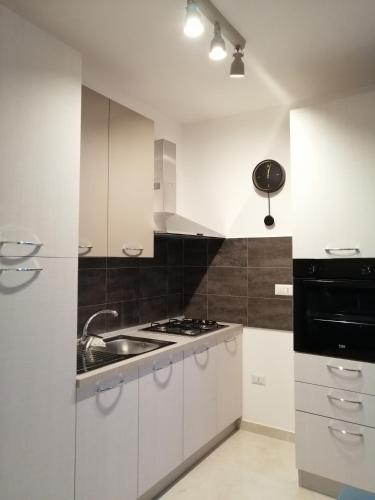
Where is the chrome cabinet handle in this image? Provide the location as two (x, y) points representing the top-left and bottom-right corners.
(327, 364), (362, 373)
(325, 247), (360, 253)
(224, 337), (236, 343)
(328, 425), (363, 438)
(327, 395), (363, 405)
(78, 244), (93, 249)
(153, 360), (173, 371)
(96, 378), (125, 393)
(0, 267), (43, 272)
(0, 240), (43, 247)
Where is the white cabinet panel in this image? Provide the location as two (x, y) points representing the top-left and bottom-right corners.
(0, 6), (81, 258)
(183, 338), (217, 459)
(0, 257), (77, 500)
(79, 87), (109, 257)
(108, 100), (154, 258)
(76, 368), (138, 500)
(295, 381), (375, 428)
(217, 330), (243, 432)
(296, 411), (375, 493)
(138, 351), (183, 496)
(291, 90), (375, 259)
(295, 352), (375, 396)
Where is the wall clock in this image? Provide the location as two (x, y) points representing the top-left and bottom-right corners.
(252, 159), (286, 227)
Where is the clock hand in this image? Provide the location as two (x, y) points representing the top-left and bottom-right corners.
(267, 164), (271, 180)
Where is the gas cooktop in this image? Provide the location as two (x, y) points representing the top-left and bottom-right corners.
(141, 318), (225, 337)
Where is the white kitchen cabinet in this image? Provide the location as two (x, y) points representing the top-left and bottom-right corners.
(0, 257), (77, 500)
(79, 86), (109, 256)
(183, 337), (218, 459)
(0, 6), (81, 258)
(217, 329), (243, 432)
(138, 351), (183, 496)
(291, 90), (375, 259)
(75, 368), (139, 500)
(296, 411), (375, 493)
(108, 100), (154, 258)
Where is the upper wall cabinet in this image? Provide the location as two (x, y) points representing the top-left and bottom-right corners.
(79, 87), (109, 257)
(291, 90), (375, 259)
(0, 10), (81, 259)
(79, 87), (154, 258)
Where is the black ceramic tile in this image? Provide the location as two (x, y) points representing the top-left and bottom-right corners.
(78, 268), (107, 307)
(139, 267), (168, 298)
(139, 297), (167, 324)
(140, 237), (167, 267)
(248, 297), (293, 331)
(208, 238), (247, 267)
(78, 257), (107, 269)
(184, 294), (208, 319)
(167, 238), (183, 266)
(107, 268), (139, 302)
(106, 257), (139, 268)
(106, 300), (139, 331)
(184, 238), (207, 266)
(248, 237), (292, 268)
(167, 293), (184, 318)
(248, 268), (293, 298)
(168, 266), (184, 294)
(77, 304), (107, 337)
(208, 267), (247, 297)
(184, 267), (207, 294)
(207, 295), (247, 325)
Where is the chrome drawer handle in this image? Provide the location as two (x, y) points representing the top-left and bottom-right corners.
(327, 364), (362, 373)
(96, 379), (125, 393)
(327, 395), (363, 405)
(325, 247), (360, 253)
(224, 337), (236, 343)
(78, 245), (93, 249)
(328, 425), (363, 438)
(153, 360), (173, 371)
(0, 267), (43, 272)
(0, 240), (43, 247)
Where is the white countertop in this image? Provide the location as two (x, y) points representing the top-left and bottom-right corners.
(76, 320), (243, 389)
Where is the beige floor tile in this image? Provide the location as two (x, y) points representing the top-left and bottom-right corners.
(159, 430), (330, 500)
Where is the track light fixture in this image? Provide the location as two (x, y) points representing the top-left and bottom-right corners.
(184, 0), (204, 38)
(183, 0), (246, 77)
(230, 46), (245, 78)
(209, 22), (227, 61)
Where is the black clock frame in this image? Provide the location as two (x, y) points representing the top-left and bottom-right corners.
(252, 159), (286, 193)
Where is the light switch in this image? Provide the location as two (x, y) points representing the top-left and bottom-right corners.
(275, 284), (293, 296)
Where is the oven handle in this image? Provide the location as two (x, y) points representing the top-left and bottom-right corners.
(313, 318), (375, 327)
(327, 364), (362, 374)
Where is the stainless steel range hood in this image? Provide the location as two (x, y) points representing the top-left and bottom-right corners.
(153, 139), (224, 238)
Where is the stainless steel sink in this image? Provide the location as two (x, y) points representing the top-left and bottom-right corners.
(97, 335), (174, 356)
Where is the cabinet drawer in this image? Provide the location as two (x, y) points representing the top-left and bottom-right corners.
(295, 353), (375, 395)
(295, 382), (375, 428)
(296, 411), (375, 492)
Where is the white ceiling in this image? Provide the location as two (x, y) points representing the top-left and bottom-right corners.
(3, 0), (375, 123)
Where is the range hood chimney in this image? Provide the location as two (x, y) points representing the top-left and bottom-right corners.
(153, 139), (224, 238)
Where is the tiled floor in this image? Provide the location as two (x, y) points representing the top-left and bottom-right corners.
(160, 430), (330, 500)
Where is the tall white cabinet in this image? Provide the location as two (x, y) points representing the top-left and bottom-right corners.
(0, 6), (81, 500)
(291, 90), (375, 259)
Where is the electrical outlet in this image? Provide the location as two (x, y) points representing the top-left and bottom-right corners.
(275, 284), (293, 296)
(251, 375), (266, 386)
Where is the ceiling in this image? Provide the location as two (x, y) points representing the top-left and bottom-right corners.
(3, 0), (375, 123)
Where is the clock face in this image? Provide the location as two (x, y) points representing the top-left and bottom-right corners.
(252, 159), (285, 193)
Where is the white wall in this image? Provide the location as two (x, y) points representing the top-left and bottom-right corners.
(179, 106), (292, 238)
(242, 328), (295, 432)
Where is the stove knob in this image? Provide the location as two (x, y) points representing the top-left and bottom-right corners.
(361, 265), (373, 276)
(308, 263), (318, 275)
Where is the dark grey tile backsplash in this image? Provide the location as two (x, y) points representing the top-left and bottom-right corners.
(77, 235), (293, 337)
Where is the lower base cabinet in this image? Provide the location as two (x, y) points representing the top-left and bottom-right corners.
(75, 368), (139, 500)
(138, 351), (183, 496)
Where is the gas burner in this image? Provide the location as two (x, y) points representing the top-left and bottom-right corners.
(142, 318), (225, 337)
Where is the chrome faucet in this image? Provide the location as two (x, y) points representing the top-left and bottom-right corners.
(80, 309), (119, 350)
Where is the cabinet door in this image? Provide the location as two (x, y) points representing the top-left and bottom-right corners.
(217, 330), (243, 432)
(76, 368), (138, 500)
(0, 6), (81, 258)
(138, 351), (183, 495)
(183, 338), (217, 459)
(108, 100), (154, 258)
(79, 87), (109, 257)
(291, 90), (375, 259)
(0, 257), (77, 500)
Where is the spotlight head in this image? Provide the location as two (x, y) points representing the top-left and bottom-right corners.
(209, 22), (227, 61)
(230, 46), (245, 78)
(184, 0), (204, 38)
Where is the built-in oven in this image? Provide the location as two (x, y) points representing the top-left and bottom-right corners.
(294, 259), (375, 363)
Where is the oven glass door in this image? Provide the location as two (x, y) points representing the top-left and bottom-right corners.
(294, 279), (375, 362)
